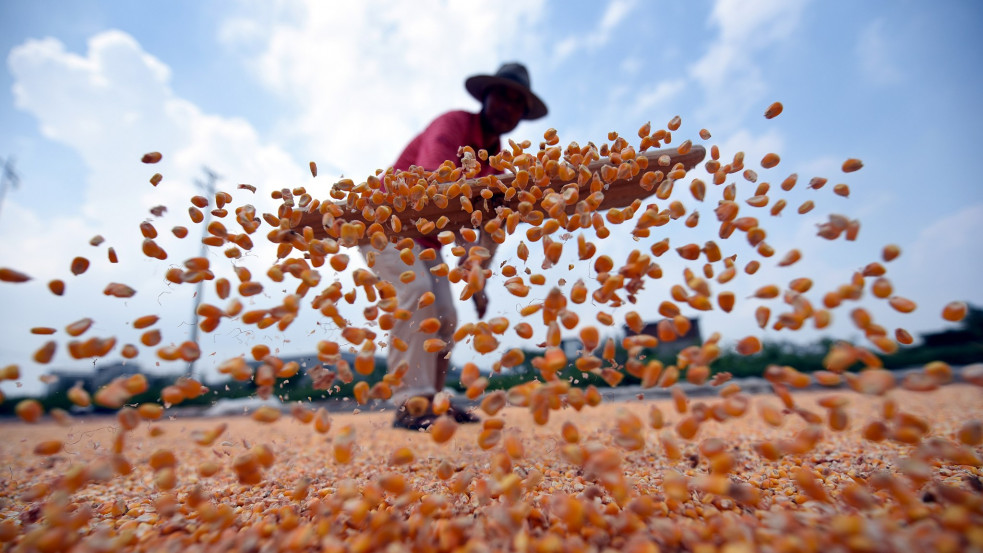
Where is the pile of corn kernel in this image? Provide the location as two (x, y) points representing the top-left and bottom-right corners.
(1, 103), (981, 552)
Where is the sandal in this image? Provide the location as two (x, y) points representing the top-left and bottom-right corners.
(392, 399), (438, 431)
(446, 403), (480, 424)
(392, 409), (437, 431)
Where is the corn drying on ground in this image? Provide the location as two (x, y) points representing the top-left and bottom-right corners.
(1, 387), (982, 552)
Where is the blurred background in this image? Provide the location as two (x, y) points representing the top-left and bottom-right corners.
(1, 0), (981, 399)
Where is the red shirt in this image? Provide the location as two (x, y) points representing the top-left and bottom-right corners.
(393, 110), (500, 250)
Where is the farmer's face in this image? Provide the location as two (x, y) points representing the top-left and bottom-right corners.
(482, 86), (528, 136)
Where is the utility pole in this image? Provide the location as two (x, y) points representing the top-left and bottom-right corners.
(0, 156), (21, 222)
(186, 166), (219, 379)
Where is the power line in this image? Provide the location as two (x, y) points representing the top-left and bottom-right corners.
(186, 166), (220, 379)
(0, 156), (21, 222)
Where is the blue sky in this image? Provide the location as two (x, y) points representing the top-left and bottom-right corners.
(1, 0), (982, 395)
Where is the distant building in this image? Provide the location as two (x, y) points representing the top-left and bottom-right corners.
(561, 337), (581, 359)
(920, 304), (983, 347)
(556, 317), (702, 361)
(46, 362), (174, 397)
(264, 350), (402, 386)
(624, 317), (701, 355)
(45, 349), (401, 397)
(276, 351), (356, 387)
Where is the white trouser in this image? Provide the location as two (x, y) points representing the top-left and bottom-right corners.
(359, 242), (458, 405)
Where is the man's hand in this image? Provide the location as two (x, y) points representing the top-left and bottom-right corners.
(472, 289), (489, 319)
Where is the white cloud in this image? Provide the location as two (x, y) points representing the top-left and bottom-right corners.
(220, 1), (548, 180)
(552, 0), (637, 63)
(709, 0), (804, 46)
(795, 155), (840, 181)
(634, 78), (686, 116)
(714, 128), (784, 169)
(620, 56), (643, 76)
(628, 0), (807, 137)
(689, 0), (810, 131)
(11, 33), (170, 156)
(599, 0), (635, 37)
(857, 19), (903, 86)
(553, 37), (579, 63)
(217, 17), (266, 49)
(902, 204), (983, 306)
(2, 31), (312, 392)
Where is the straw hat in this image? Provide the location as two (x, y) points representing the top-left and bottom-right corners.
(465, 62), (548, 121)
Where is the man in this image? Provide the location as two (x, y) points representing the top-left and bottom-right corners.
(363, 63), (548, 430)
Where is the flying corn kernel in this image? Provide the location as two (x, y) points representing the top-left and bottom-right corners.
(942, 301), (967, 322)
(841, 158), (863, 172)
(141, 152), (163, 163)
(764, 102), (783, 119)
(70, 257), (90, 276)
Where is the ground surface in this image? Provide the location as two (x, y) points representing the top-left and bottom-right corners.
(1, 385), (982, 552)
